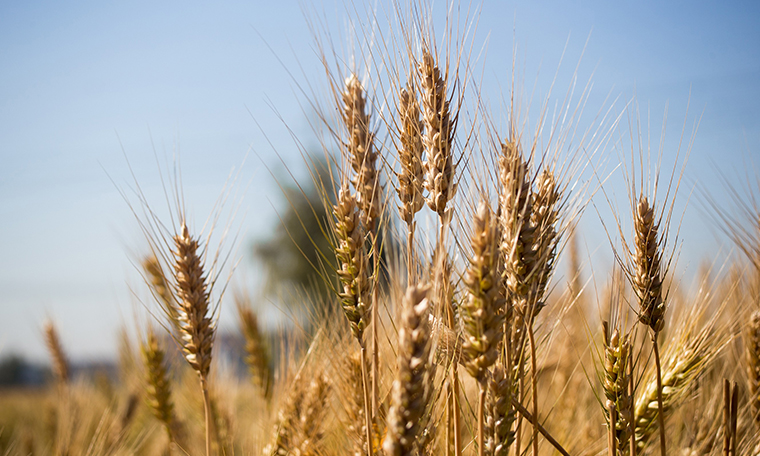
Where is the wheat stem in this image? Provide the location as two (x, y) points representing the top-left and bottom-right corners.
(652, 332), (666, 456)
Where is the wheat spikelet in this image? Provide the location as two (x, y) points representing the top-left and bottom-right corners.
(396, 84), (425, 225)
(236, 299), (272, 398)
(343, 74), (380, 232)
(333, 182), (371, 343)
(140, 329), (178, 442)
(462, 201), (504, 382)
(747, 310), (760, 426)
(44, 321), (69, 384)
(171, 222), (214, 379)
(418, 49), (456, 216)
(529, 169), (560, 310)
(383, 284), (433, 456)
(498, 138), (535, 369)
(484, 366), (516, 456)
(602, 326), (632, 454)
(632, 196), (665, 332)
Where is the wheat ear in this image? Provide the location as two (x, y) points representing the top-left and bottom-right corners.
(171, 222), (215, 456)
(484, 365), (516, 456)
(342, 74), (382, 424)
(632, 334), (718, 454)
(631, 195), (667, 456)
(396, 83), (425, 283)
(44, 321), (69, 385)
(462, 201), (504, 456)
(141, 329), (178, 444)
(602, 324), (633, 455)
(343, 74), (380, 233)
(265, 374), (331, 456)
(236, 299), (272, 399)
(383, 284), (433, 456)
(143, 255), (175, 316)
(498, 137), (534, 454)
(333, 181), (374, 452)
(633, 196), (666, 333)
(419, 49), (456, 216)
(396, 83), (425, 227)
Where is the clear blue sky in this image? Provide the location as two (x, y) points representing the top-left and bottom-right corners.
(1, 1), (758, 362)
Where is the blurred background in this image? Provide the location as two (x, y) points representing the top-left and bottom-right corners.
(1, 0), (758, 381)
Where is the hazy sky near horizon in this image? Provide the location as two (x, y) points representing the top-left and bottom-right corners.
(1, 1), (759, 363)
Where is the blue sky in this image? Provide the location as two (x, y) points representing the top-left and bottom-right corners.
(1, 1), (759, 362)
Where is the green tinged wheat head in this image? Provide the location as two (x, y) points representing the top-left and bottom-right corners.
(462, 201), (504, 382)
(333, 183), (371, 343)
(602, 327), (633, 454)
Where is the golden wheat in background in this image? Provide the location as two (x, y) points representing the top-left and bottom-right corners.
(2, 1), (760, 456)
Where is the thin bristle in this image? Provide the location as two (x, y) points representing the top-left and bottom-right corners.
(333, 183), (371, 344)
(383, 284), (433, 456)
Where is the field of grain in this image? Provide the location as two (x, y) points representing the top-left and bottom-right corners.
(1, 2), (759, 456)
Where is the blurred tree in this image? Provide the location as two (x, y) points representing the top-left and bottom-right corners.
(253, 156), (337, 316)
(252, 155), (396, 323)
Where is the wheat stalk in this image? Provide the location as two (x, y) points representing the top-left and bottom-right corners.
(462, 200), (504, 456)
(170, 221), (215, 456)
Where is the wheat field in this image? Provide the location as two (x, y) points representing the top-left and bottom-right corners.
(1, 2), (759, 456)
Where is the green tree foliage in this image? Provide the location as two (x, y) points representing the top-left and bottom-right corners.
(253, 155), (396, 322)
(253, 156), (337, 316)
